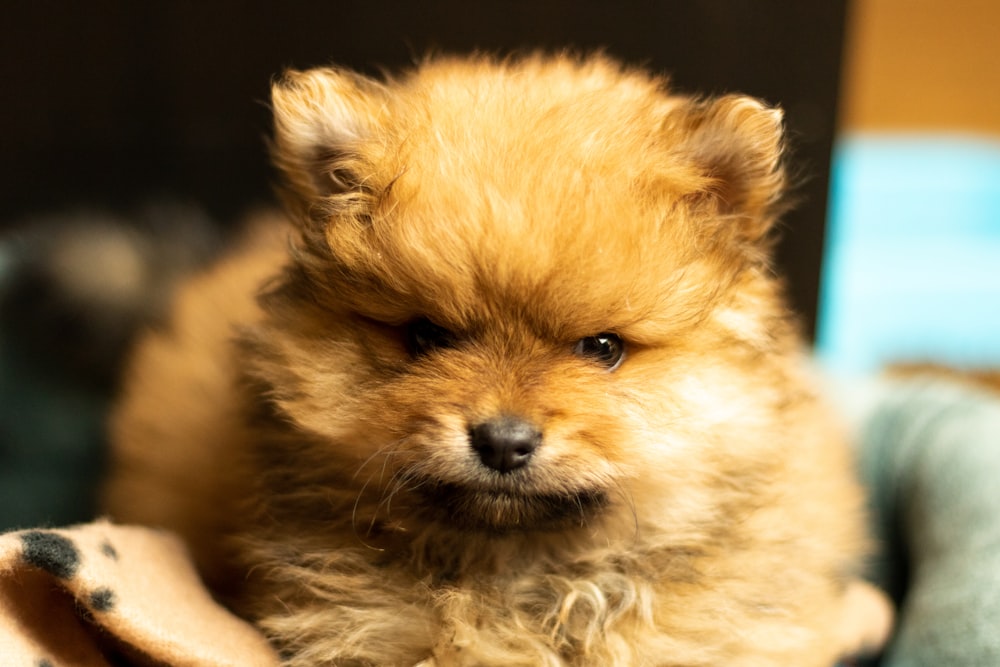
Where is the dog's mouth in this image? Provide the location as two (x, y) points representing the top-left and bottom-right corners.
(417, 481), (608, 532)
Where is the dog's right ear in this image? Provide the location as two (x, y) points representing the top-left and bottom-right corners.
(270, 68), (387, 213)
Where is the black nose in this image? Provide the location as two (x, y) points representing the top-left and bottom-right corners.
(468, 416), (541, 473)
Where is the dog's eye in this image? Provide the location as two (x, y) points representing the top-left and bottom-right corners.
(405, 317), (456, 357)
(573, 333), (625, 371)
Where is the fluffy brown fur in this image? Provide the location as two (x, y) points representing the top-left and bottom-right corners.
(104, 54), (885, 666)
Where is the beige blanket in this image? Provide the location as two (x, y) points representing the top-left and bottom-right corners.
(0, 520), (278, 667)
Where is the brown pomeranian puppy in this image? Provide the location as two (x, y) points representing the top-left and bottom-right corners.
(104, 54), (888, 666)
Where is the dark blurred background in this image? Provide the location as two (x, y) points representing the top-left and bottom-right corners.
(2, 0), (847, 329)
(0, 0), (848, 527)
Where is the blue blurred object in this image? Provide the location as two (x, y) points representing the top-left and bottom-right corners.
(817, 134), (1000, 374)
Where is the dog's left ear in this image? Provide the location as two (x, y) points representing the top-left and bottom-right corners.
(668, 95), (786, 240)
(270, 68), (388, 214)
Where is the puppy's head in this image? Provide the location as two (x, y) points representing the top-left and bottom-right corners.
(254, 55), (796, 537)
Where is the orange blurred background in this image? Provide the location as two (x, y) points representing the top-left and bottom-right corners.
(842, 0), (1000, 135)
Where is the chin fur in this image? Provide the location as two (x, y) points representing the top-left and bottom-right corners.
(415, 481), (609, 532)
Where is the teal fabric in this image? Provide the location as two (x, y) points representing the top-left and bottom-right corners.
(854, 378), (1000, 666)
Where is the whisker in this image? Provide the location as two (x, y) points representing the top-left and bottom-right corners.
(373, 464), (412, 524)
(350, 438), (406, 549)
(352, 439), (401, 481)
(610, 475), (640, 545)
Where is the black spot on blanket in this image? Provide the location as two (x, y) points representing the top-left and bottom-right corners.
(100, 539), (119, 561)
(37, 659), (54, 667)
(89, 586), (116, 612)
(20, 531), (80, 579)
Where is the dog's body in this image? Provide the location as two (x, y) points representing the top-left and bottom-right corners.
(105, 55), (881, 665)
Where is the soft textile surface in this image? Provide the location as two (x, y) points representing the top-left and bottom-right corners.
(851, 378), (1000, 666)
(0, 520), (278, 666)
